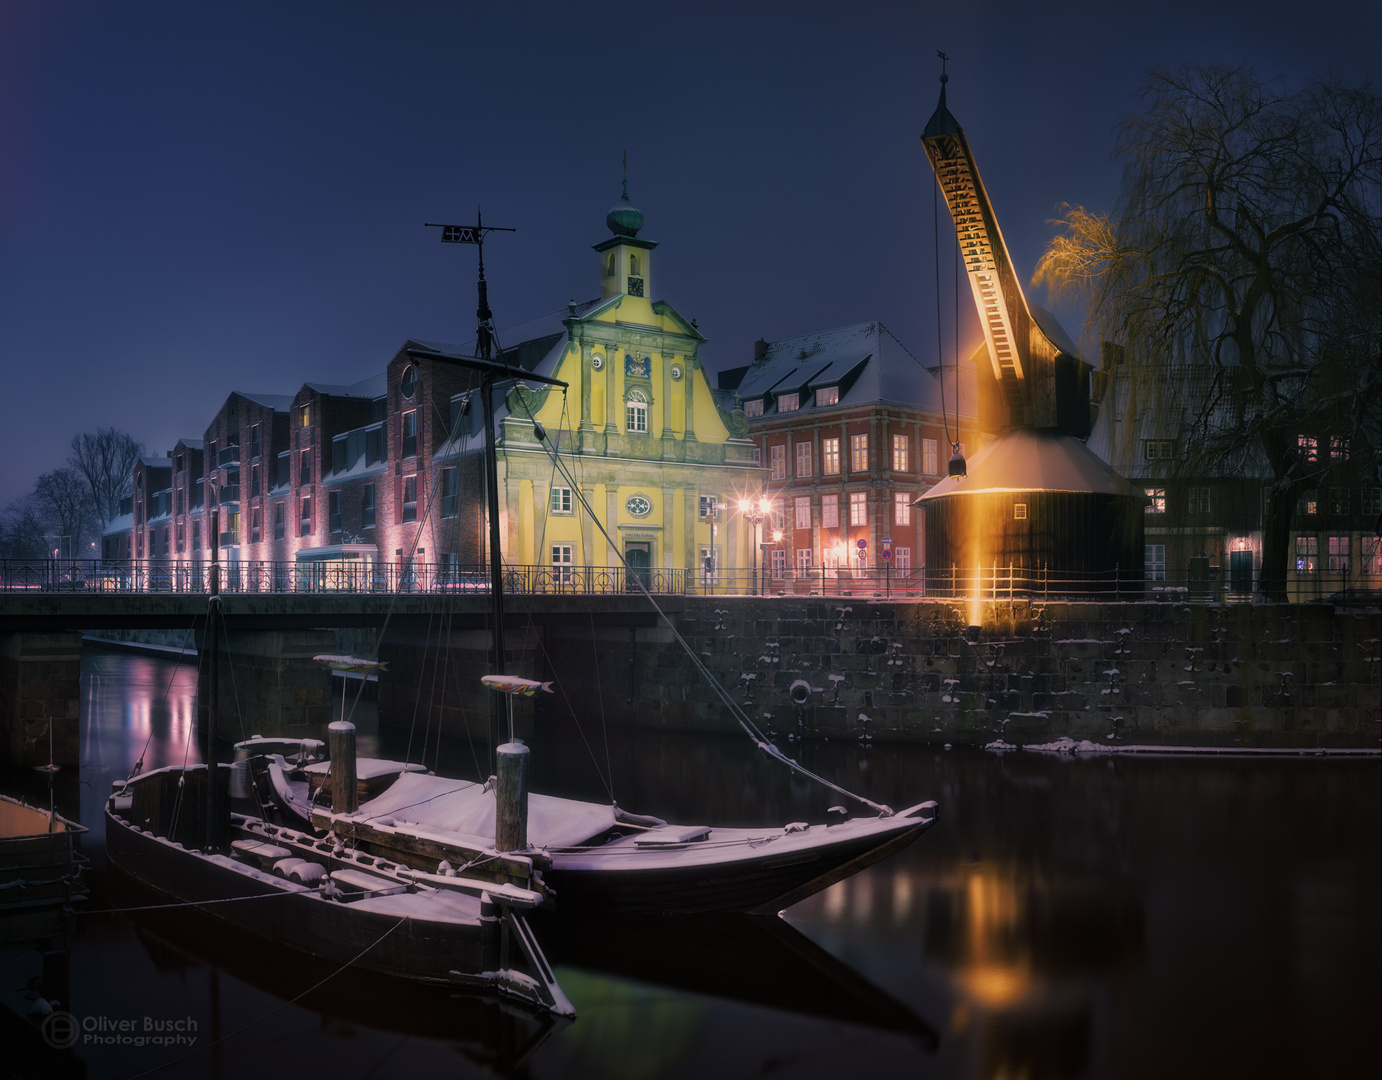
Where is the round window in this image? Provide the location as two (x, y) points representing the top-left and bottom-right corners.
(401, 365), (417, 399)
(625, 494), (652, 517)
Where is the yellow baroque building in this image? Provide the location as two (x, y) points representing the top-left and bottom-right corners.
(446, 187), (763, 589)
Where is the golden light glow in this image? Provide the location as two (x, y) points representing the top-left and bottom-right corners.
(758, 496), (771, 514)
(771, 529), (783, 543)
(737, 498), (751, 513)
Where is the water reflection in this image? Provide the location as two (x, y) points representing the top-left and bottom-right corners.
(14, 646), (1375, 1079)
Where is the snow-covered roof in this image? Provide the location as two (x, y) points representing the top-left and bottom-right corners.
(732, 322), (975, 418)
(102, 512), (133, 536)
(175, 437), (204, 450)
(303, 373), (387, 399)
(137, 456), (172, 470)
(234, 391), (295, 411)
(919, 428), (1143, 499)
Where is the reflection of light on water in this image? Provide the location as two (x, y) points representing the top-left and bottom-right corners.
(124, 697), (151, 742)
(892, 869), (914, 923)
(960, 870), (1031, 1008)
(852, 871), (874, 925)
(823, 881), (847, 919)
(959, 961), (1031, 1008)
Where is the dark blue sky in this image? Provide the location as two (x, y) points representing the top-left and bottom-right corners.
(2, 1), (1377, 510)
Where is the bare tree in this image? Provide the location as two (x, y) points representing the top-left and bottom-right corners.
(0, 497), (47, 559)
(69, 428), (144, 529)
(1035, 64), (1382, 600)
(32, 468), (96, 557)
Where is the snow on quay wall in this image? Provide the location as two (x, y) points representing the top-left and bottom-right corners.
(530, 598), (1380, 750)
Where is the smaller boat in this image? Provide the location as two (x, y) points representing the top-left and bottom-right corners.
(0, 793), (88, 944)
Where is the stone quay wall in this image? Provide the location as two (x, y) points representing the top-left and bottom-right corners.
(521, 598), (1379, 749)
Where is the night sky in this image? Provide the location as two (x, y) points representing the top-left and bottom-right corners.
(2, 0), (1377, 511)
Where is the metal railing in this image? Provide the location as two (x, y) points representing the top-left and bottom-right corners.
(2, 558), (1375, 602)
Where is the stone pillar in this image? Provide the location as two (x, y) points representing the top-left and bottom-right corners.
(0, 633), (82, 768)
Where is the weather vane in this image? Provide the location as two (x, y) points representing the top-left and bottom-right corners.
(937, 50), (949, 84)
(425, 211), (516, 359)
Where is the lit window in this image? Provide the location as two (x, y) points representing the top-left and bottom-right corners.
(892, 434), (909, 471)
(850, 434), (868, 472)
(1361, 536), (1382, 575)
(795, 441), (812, 478)
(777, 392), (799, 413)
(922, 437), (938, 475)
(849, 491), (867, 526)
(1188, 486), (1211, 514)
(441, 467), (458, 518)
(298, 404), (310, 428)
(1330, 436), (1350, 460)
(822, 437), (840, 475)
(1295, 535), (1318, 571)
(552, 543), (573, 583)
(1328, 536), (1350, 573)
(815, 386), (839, 407)
(796, 548), (812, 576)
(1013, 502), (1027, 520)
(1145, 488), (1166, 513)
(550, 486), (572, 514)
(402, 476), (417, 523)
(743, 399), (764, 418)
(627, 391), (648, 433)
(894, 492), (912, 526)
(770, 548), (786, 579)
(1328, 488), (1349, 515)
(1299, 491), (1319, 516)
(299, 496), (311, 537)
(402, 410), (418, 457)
(1297, 435), (1318, 462)
(794, 496), (811, 530)
(770, 444), (787, 480)
(1145, 544), (1166, 580)
(821, 494), (839, 529)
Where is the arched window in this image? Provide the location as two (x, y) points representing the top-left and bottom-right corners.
(605, 254), (616, 278)
(626, 390), (648, 434)
(629, 254), (640, 277)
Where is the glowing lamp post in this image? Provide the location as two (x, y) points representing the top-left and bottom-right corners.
(737, 496), (773, 596)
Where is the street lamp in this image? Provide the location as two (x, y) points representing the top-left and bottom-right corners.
(737, 496), (773, 595)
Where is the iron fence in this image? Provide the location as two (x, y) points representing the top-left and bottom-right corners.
(1, 558), (1373, 602)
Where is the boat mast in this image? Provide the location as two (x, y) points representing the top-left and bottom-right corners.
(204, 506), (222, 851)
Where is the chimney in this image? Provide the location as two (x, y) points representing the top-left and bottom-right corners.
(753, 338), (768, 362)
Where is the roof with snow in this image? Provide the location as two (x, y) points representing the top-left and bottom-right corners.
(102, 512), (133, 537)
(234, 391), (295, 411)
(732, 322), (974, 419)
(303, 373), (387, 399)
(919, 428), (1143, 500)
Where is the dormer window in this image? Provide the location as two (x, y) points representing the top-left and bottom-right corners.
(743, 399), (764, 418)
(777, 392), (799, 412)
(815, 386), (839, 407)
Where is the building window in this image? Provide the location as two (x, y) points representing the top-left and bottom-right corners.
(850, 434), (868, 472)
(1188, 486), (1211, 514)
(795, 441), (812, 478)
(162, 528), (169, 556)
(815, 386), (838, 407)
(299, 496), (311, 537)
(769, 498), (785, 532)
(777, 392), (799, 413)
(794, 496), (811, 530)
(1145, 543), (1166, 580)
(770, 444), (787, 480)
(699, 494), (720, 520)
(1327, 536), (1350, 574)
(770, 548), (786, 579)
(299, 448), (311, 486)
(246, 506), (258, 543)
(176, 522), (184, 553)
(402, 475), (417, 523)
(821, 494), (839, 528)
(1297, 435), (1318, 462)
(251, 423), (261, 460)
(223, 513), (238, 546)
(1361, 536), (1382, 575)
(192, 521), (200, 551)
(1328, 488), (1349, 515)
(627, 391), (648, 433)
(894, 492), (911, 526)
(550, 485), (572, 514)
(752, 445), (762, 466)
(273, 503), (284, 540)
(895, 546), (911, 571)
(362, 485), (375, 528)
(743, 399), (764, 418)
(822, 437), (841, 475)
(1145, 488), (1166, 513)
(849, 491), (867, 526)
(250, 463), (260, 498)
(1295, 535), (1318, 571)
(795, 548), (813, 577)
(276, 452), (290, 488)
(298, 403), (310, 429)
(1299, 491), (1319, 516)
(441, 467), (458, 518)
(1363, 488), (1381, 517)
(1143, 439), (1175, 460)
(1330, 436), (1350, 460)
(892, 434), (909, 471)
(401, 410), (418, 458)
(921, 437), (938, 475)
(551, 543), (573, 583)
(328, 491), (341, 533)
(1013, 502), (1028, 520)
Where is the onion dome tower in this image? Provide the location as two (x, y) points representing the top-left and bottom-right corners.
(917, 71), (1145, 596)
(595, 158), (658, 301)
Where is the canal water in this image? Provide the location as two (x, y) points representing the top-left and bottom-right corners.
(2, 645), (1377, 1079)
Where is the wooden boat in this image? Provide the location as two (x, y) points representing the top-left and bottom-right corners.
(0, 793), (88, 943)
(103, 511), (573, 1018)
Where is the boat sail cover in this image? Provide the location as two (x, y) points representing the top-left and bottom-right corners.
(350, 772), (616, 850)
